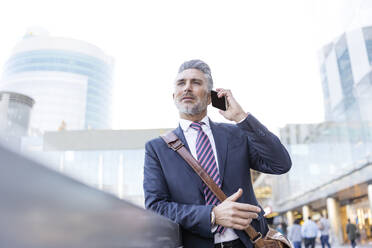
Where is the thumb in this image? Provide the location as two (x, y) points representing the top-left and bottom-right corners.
(226, 188), (243, 202)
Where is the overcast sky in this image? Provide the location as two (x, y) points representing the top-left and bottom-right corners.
(0, 0), (367, 134)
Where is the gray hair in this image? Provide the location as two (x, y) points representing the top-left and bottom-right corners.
(178, 59), (213, 91)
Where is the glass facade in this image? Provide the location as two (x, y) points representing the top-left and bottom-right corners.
(0, 92), (34, 149)
(272, 26), (372, 205)
(274, 122), (372, 203)
(252, 27), (372, 243)
(335, 35), (360, 122)
(17, 128), (171, 207)
(41, 149), (146, 206)
(250, 25), (372, 245)
(318, 28), (372, 122)
(3, 50), (113, 129)
(363, 26), (372, 65)
(20, 140), (147, 207)
(355, 71), (372, 121)
(320, 64), (332, 121)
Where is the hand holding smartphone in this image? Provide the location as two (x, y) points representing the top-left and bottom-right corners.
(211, 90), (227, 111)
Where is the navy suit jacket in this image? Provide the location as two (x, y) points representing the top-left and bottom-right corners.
(143, 114), (291, 248)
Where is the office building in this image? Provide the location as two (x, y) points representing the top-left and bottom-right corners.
(0, 91), (34, 149)
(254, 25), (372, 245)
(0, 28), (114, 132)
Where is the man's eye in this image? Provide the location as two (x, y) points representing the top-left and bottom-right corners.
(177, 81), (185, 86)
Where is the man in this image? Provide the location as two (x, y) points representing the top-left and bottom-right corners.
(319, 214), (331, 248)
(287, 219), (302, 248)
(301, 216), (318, 248)
(143, 60), (292, 248)
(346, 219), (357, 248)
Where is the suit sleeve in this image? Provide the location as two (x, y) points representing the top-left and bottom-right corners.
(236, 114), (292, 174)
(143, 141), (214, 238)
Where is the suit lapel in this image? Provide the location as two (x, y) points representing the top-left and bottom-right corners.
(173, 126), (204, 195)
(173, 125), (190, 151)
(209, 119), (228, 185)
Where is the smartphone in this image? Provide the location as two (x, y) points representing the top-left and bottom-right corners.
(211, 90), (227, 111)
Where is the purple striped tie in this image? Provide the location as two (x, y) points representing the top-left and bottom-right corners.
(190, 122), (225, 234)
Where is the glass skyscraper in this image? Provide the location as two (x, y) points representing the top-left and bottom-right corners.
(254, 24), (372, 245)
(0, 29), (114, 132)
(319, 26), (372, 122)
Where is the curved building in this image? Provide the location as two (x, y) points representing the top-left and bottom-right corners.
(0, 29), (114, 132)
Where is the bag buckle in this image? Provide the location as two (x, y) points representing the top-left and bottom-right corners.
(169, 139), (184, 151)
(251, 232), (262, 243)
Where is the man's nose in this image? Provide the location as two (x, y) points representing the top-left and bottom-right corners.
(183, 81), (192, 92)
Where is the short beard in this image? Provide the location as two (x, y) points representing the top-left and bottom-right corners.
(175, 97), (208, 115)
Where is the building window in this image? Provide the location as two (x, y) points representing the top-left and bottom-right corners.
(362, 26), (372, 65)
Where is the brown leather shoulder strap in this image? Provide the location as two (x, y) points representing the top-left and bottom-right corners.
(160, 131), (265, 247)
(161, 131), (227, 201)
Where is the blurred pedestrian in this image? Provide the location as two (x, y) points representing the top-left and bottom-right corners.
(282, 221), (288, 236)
(288, 219), (302, 248)
(276, 223), (284, 234)
(301, 216), (318, 248)
(319, 214), (331, 248)
(346, 219), (357, 248)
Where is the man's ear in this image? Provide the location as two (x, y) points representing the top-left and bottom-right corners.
(207, 91), (211, 105)
(172, 93), (175, 100)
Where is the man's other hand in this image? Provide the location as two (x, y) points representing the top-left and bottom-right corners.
(215, 88), (248, 123)
(213, 188), (261, 230)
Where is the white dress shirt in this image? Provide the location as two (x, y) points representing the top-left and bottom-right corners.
(179, 116), (239, 244)
(301, 220), (318, 238)
(319, 217), (330, 236)
(287, 224), (302, 242)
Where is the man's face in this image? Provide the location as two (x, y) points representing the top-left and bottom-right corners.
(173, 68), (211, 116)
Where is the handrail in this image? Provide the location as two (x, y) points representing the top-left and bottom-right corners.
(0, 145), (181, 248)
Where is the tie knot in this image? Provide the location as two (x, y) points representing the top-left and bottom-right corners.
(190, 122), (203, 131)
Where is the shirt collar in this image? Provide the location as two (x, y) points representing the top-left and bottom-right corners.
(179, 115), (210, 132)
